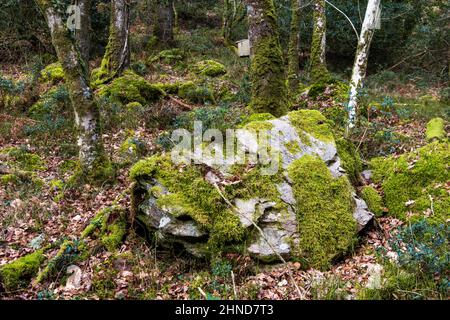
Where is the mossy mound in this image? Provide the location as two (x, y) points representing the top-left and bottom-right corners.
(191, 60), (226, 77)
(370, 141), (450, 223)
(426, 117), (446, 141)
(97, 71), (165, 105)
(0, 249), (46, 291)
(288, 155), (357, 270)
(39, 62), (64, 83)
(178, 81), (215, 104)
(306, 79), (349, 101)
(0, 146), (45, 171)
(361, 186), (384, 217)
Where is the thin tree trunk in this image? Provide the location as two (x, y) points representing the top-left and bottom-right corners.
(36, 2), (108, 176)
(155, 0), (175, 44)
(347, 0), (381, 129)
(287, 0), (302, 92)
(246, 0), (289, 117)
(310, 0), (329, 82)
(95, 0), (131, 84)
(75, 0), (91, 66)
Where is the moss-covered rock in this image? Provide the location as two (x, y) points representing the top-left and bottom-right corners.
(96, 71), (164, 105)
(0, 249), (45, 291)
(426, 117), (446, 141)
(39, 62), (64, 83)
(191, 60), (226, 77)
(370, 141), (450, 223)
(130, 110), (371, 267)
(288, 155), (357, 270)
(178, 81), (215, 104)
(361, 186), (384, 217)
(288, 109), (334, 143)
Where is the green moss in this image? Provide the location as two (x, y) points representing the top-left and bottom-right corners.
(288, 155), (357, 270)
(153, 82), (181, 94)
(118, 135), (146, 163)
(250, 33), (289, 117)
(97, 71), (164, 105)
(288, 109), (334, 143)
(100, 207), (127, 252)
(285, 141), (301, 154)
(336, 138), (362, 184)
(39, 62), (64, 83)
(149, 49), (184, 64)
(0, 147), (45, 171)
(191, 60), (226, 77)
(131, 154), (284, 252)
(0, 249), (45, 291)
(240, 113), (276, 127)
(370, 141), (450, 223)
(361, 186), (384, 217)
(426, 117), (446, 141)
(178, 81), (214, 104)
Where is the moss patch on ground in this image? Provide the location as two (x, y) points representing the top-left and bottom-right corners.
(426, 117), (446, 141)
(370, 141), (450, 223)
(288, 155), (357, 270)
(97, 71), (164, 105)
(0, 249), (46, 291)
(39, 62), (64, 83)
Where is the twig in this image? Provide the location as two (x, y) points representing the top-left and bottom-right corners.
(231, 270), (237, 300)
(198, 287), (208, 299)
(168, 96), (193, 111)
(212, 182), (305, 299)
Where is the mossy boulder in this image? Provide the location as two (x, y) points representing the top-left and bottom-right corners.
(0, 146), (45, 172)
(191, 60), (227, 77)
(0, 249), (46, 291)
(370, 141), (450, 223)
(426, 117), (446, 141)
(130, 110), (373, 269)
(39, 62), (64, 83)
(96, 71), (164, 105)
(178, 81), (215, 104)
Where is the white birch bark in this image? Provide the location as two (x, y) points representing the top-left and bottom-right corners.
(347, 0), (381, 129)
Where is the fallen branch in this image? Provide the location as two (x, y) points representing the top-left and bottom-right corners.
(168, 96), (193, 111)
(212, 182), (305, 299)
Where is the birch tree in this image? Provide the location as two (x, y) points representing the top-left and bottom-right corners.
(287, 0), (302, 92)
(347, 0), (381, 129)
(94, 0), (131, 84)
(246, 0), (289, 117)
(36, 1), (110, 178)
(310, 0), (329, 82)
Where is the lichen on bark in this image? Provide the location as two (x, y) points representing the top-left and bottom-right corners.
(309, 0), (330, 83)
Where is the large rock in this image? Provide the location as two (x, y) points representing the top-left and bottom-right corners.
(131, 110), (373, 269)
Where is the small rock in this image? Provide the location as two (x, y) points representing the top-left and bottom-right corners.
(65, 265), (82, 290)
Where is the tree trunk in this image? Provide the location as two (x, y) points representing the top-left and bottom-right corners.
(347, 0), (381, 129)
(246, 0), (289, 117)
(96, 0), (131, 84)
(155, 0), (175, 45)
(287, 0), (302, 92)
(36, 2), (108, 177)
(310, 0), (329, 82)
(75, 0), (91, 66)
